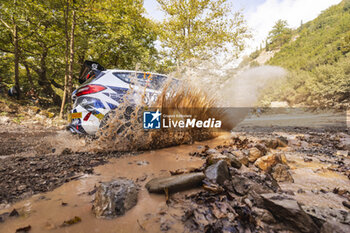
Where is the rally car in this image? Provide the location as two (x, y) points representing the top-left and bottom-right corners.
(67, 61), (168, 135)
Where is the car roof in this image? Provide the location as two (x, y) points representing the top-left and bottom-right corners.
(106, 69), (167, 77)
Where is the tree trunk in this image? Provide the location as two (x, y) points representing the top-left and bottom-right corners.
(37, 47), (61, 106)
(67, 9), (76, 113)
(59, 0), (70, 119)
(13, 20), (20, 99)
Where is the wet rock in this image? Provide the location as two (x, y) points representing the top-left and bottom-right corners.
(61, 216), (81, 227)
(252, 207), (276, 223)
(320, 220), (350, 233)
(336, 150), (348, 157)
(9, 208), (19, 217)
(297, 188), (306, 194)
(136, 160), (149, 166)
(227, 154), (242, 169)
(264, 137), (288, 149)
(205, 160), (230, 185)
(92, 178), (138, 218)
(206, 154), (231, 166)
(238, 156), (249, 167)
(248, 147), (263, 163)
(15, 225), (31, 233)
(146, 172), (205, 193)
(255, 143), (268, 155)
(270, 164), (294, 183)
(230, 150), (249, 167)
(277, 136), (288, 146)
(230, 173), (278, 196)
(261, 193), (319, 233)
(254, 153), (286, 171)
(338, 138), (350, 151)
(205, 148), (218, 155)
(342, 200), (350, 209)
(264, 139), (279, 149)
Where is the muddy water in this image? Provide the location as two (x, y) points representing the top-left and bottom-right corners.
(0, 134), (230, 233)
(281, 151), (350, 210)
(1, 132), (350, 232)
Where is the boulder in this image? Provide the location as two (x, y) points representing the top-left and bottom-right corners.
(205, 160), (230, 185)
(206, 154), (231, 166)
(248, 147), (263, 163)
(92, 178), (138, 218)
(270, 164), (294, 183)
(261, 193), (319, 233)
(254, 153), (286, 171)
(206, 153), (242, 169)
(146, 172), (205, 193)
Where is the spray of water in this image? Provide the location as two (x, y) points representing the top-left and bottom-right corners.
(88, 63), (286, 152)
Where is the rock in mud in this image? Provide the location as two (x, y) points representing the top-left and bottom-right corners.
(231, 173), (278, 196)
(227, 154), (242, 169)
(248, 147), (263, 162)
(254, 153), (286, 171)
(92, 178), (138, 218)
(261, 193), (319, 233)
(206, 154), (231, 166)
(205, 160), (230, 185)
(343, 200), (350, 209)
(146, 172), (205, 193)
(264, 137), (288, 149)
(15, 225), (31, 233)
(270, 164), (294, 183)
(61, 216), (82, 227)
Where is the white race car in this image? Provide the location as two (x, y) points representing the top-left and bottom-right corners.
(67, 61), (168, 135)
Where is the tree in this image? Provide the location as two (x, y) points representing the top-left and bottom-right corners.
(0, 0), (159, 113)
(0, 0), (30, 98)
(157, 0), (249, 65)
(267, 19), (292, 48)
(60, 0), (76, 119)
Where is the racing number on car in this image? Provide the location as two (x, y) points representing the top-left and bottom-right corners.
(143, 72), (152, 81)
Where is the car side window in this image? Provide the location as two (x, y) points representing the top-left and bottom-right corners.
(113, 72), (133, 84)
(113, 72), (168, 90)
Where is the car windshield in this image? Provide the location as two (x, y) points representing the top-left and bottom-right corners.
(113, 72), (167, 90)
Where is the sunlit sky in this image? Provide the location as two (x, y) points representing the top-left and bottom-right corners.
(144, 0), (342, 57)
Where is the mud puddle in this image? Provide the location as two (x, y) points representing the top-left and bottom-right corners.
(281, 151), (350, 210)
(0, 134), (230, 233)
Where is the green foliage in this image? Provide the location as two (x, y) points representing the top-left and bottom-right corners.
(267, 19), (292, 49)
(0, 0), (159, 107)
(156, 0), (250, 64)
(263, 0), (350, 108)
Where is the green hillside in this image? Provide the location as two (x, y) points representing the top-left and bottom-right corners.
(262, 0), (350, 108)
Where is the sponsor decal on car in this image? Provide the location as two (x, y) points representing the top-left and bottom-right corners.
(71, 112), (82, 119)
